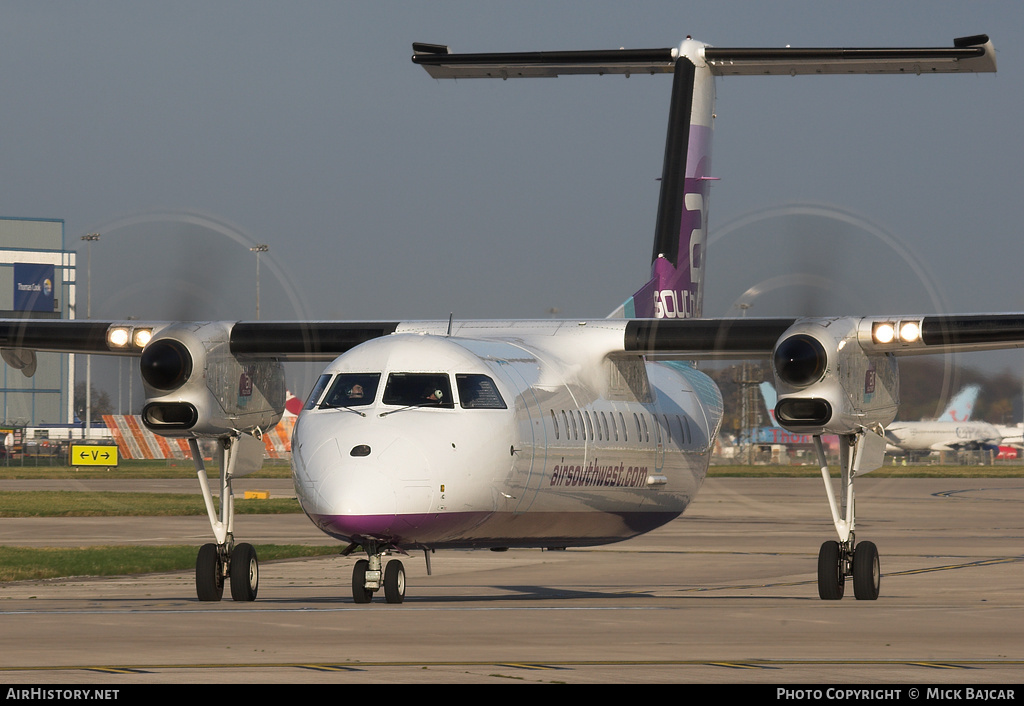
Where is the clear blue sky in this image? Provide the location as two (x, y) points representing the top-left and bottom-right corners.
(2, 1), (1022, 399)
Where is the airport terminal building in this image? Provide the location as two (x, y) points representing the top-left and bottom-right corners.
(0, 217), (76, 427)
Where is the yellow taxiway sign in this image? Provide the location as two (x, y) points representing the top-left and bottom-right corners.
(70, 444), (119, 467)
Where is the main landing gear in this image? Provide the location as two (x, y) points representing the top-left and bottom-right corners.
(189, 436), (261, 602)
(195, 540), (259, 602)
(346, 541), (406, 604)
(813, 430), (884, 601)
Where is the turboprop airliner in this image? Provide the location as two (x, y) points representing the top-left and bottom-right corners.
(881, 384), (1004, 455)
(2, 34), (1021, 604)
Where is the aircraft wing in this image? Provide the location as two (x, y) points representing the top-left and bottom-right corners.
(4, 312), (1024, 363)
(4, 311), (1023, 440)
(0, 319), (402, 363)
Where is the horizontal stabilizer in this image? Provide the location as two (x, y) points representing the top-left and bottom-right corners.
(412, 35), (996, 79)
(704, 35), (996, 76)
(412, 46), (677, 78)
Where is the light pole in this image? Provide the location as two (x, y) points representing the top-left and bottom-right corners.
(81, 233), (100, 438)
(734, 301), (760, 464)
(250, 244), (269, 320)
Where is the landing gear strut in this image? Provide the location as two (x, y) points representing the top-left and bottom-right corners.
(348, 542), (406, 604)
(190, 436), (260, 602)
(813, 431), (883, 601)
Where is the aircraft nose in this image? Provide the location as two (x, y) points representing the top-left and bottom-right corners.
(291, 412), (440, 542)
(293, 419), (398, 515)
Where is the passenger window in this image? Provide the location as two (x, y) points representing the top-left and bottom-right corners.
(551, 410), (559, 440)
(609, 412), (618, 441)
(456, 374), (507, 409)
(600, 412), (609, 441)
(675, 413), (692, 440)
(303, 374), (332, 410)
(321, 373), (381, 408)
(620, 412), (627, 442)
(383, 373), (454, 408)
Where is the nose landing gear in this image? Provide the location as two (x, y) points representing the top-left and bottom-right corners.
(348, 542), (406, 604)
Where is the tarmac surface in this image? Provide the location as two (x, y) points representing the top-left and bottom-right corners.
(0, 476), (1022, 685)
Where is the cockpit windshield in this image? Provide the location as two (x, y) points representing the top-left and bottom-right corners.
(382, 372), (454, 409)
(320, 373), (381, 408)
(303, 374), (332, 411)
(456, 374), (507, 409)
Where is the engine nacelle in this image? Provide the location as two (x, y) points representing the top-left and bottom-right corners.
(139, 322), (285, 438)
(771, 318), (899, 436)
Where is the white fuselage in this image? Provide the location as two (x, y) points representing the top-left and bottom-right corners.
(290, 323), (722, 550)
(884, 420), (1002, 453)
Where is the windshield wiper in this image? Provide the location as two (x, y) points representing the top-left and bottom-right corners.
(320, 403), (367, 417)
(378, 401), (449, 417)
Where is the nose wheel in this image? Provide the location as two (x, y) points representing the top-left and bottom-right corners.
(350, 547), (406, 604)
(384, 560), (406, 603)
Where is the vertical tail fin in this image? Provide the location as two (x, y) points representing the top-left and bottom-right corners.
(938, 384), (980, 422)
(622, 39), (715, 319)
(759, 382), (782, 428)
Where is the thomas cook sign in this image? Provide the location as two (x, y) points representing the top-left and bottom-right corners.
(13, 263), (56, 312)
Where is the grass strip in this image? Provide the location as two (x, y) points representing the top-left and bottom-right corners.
(0, 491), (301, 517)
(0, 460), (292, 480)
(0, 544), (340, 583)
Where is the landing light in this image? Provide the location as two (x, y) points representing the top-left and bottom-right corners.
(107, 327), (131, 348)
(898, 320), (921, 343)
(872, 322), (896, 344)
(871, 320), (922, 345)
(107, 326), (155, 350)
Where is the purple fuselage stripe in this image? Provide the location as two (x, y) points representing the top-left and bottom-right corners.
(310, 509), (683, 549)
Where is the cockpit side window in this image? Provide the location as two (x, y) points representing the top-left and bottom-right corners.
(321, 373), (381, 408)
(456, 374), (507, 409)
(303, 374), (333, 411)
(383, 373), (454, 409)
